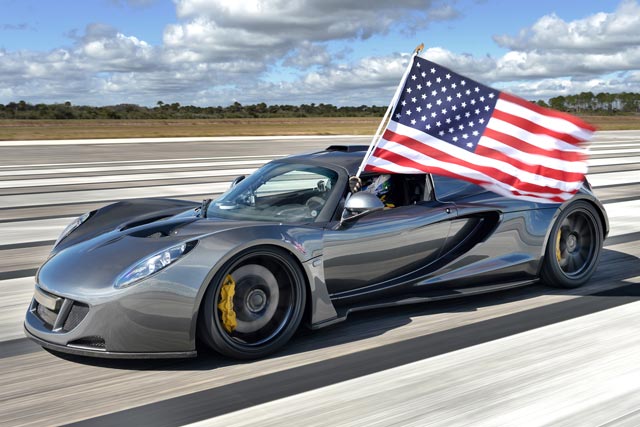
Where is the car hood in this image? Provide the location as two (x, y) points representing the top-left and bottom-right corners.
(38, 205), (279, 297)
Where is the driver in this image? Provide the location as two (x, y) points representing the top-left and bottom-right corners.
(349, 174), (395, 208)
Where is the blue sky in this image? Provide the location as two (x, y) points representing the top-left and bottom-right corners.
(0, 0), (637, 106)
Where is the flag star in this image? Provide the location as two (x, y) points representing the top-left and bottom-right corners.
(416, 62), (421, 67)
(436, 77), (442, 83)
(436, 99), (442, 105)
(421, 94), (427, 99)
(446, 118), (452, 124)
(461, 80), (466, 86)
(449, 127), (454, 133)
(441, 108), (447, 114)
(430, 67), (436, 73)
(439, 130), (445, 136)
(451, 83), (457, 89)
(475, 108), (480, 114)
(453, 136), (458, 142)
(446, 96), (452, 102)
(431, 90), (438, 96)
(425, 124), (431, 130)
(465, 89), (471, 95)
(426, 103), (432, 109)
(472, 130), (479, 136)
(411, 74), (417, 80)
(455, 115), (461, 121)
(441, 86), (447, 92)
(406, 87), (412, 94)
(416, 106), (422, 112)
(479, 96), (485, 102)
(411, 119), (416, 125)
(479, 118), (485, 124)
(459, 124), (464, 130)
(474, 86), (480, 92)
(484, 105), (491, 111)
(406, 110), (412, 115)
(431, 112), (437, 118)
(488, 92), (495, 98)
(451, 105), (457, 111)
(446, 73), (451, 79)
(421, 115), (427, 121)
(411, 97), (417, 103)
(421, 71), (427, 78)
(426, 80), (432, 87)
(436, 121), (442, 127)
(395, 113), (401, 119)
(467, 142), (473, 148)
(470, 99), (476, 105)
(416, 84), (422, 90)
(401, 100), (406, 106)
(462, 133), (469, 139)
(461, 102), (467, 108)
(456, 92), (462, 98)
(465, 111), (471, 117)
(468, 121), (474, 127)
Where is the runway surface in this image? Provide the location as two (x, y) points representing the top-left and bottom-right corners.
(0, 132), (639, 426)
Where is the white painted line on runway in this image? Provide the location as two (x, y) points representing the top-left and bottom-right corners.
(603, 199), (640, 237)
(188, 301), (640, 427)
(589, 170), (640, 187)
(0, 277), (34, 342)
(0, 217), (75, 245)
(0, 160), (263, 178)
(588, 148), (640, 155)
(0, 135), (368, 147)
(0, 155), (285, 170)
(588, 156), (640, 167)
(0, 168), (258, 189)
(0, 182), (229, 208)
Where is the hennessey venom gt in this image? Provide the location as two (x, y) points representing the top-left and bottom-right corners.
(24, 145), (608, 359)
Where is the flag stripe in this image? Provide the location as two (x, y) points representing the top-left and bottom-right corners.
(385, 121), (583, 192)
(366, 147), (569, 203)
(491, 108), (583, 146)
(500, 92), (597, 132)
(380, 127), (578, 195)
(494, 98), (593, 142)
(478, 134), (587, 174)
(481, 127), (586, 163)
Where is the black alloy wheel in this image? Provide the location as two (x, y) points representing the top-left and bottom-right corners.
(542, 201), (603, 288)
(200, 247), (306, 359)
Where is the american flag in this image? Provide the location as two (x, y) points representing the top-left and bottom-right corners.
(363, 56), (595, 203)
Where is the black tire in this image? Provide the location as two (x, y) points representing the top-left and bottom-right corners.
(541, 201), (603, 288)
(200, 247), (306, 359)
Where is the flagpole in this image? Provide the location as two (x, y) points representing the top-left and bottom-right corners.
(354, 43), (424, 178)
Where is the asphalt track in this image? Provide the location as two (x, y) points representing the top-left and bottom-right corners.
(0, 132), (639, 426)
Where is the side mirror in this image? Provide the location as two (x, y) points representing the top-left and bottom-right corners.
(229, 175), (246, 189)
(340, 192), (384, 224)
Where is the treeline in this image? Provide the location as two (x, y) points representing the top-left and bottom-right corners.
(0, 100), (387, 120)
(2, 91), (638, 120)
(536, 92), (640, 113)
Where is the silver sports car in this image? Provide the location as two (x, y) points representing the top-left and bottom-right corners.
(24, 145), (608, 359)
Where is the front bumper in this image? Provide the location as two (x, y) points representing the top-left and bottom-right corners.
(24, 326), (196, 359)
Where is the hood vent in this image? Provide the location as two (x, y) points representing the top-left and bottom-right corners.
(119, 215), (174, 232)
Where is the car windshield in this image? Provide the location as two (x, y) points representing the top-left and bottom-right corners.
(207, 162), (339, 222)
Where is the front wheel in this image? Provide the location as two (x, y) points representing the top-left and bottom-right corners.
(200, 247), (306, 359)
(541, 201), (603, 288)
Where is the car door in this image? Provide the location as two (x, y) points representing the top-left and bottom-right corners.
(322, 201), (455, 297)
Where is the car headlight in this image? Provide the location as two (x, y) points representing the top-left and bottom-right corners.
(54, 212), (92, 247)
(114, 241), (197, 289)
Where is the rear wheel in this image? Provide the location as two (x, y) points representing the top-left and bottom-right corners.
(200, 247), (306, 359)
(541, 201), (603, 288)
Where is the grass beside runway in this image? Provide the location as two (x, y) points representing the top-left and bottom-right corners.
(0, 115), (638, 140)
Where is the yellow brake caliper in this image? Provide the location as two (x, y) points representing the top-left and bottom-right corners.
(555, 230), (562, 263)
(217, 274), (237, 333)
